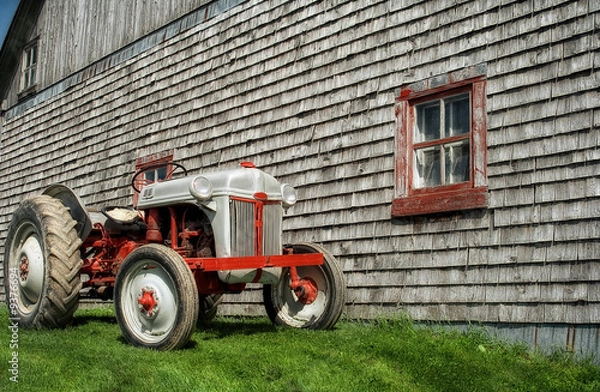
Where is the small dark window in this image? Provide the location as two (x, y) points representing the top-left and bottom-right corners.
(22, 42), (38, 91)
(143, 166), (168, 183)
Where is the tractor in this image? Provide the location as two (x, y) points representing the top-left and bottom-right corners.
(4, 161), (346, 350)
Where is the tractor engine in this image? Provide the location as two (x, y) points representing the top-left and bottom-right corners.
(79, 208), (146, 298)
(183, 209), (213, 257)
(80, 205), (216, 298)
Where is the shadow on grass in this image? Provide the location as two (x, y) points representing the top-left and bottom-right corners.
(73, 311), (277, 337)
(109, 319), (277, 350)
(114, 335), (201, 350)
(71, 313), (118, 327)
(71, 307), (278, 350)
(197, 317), (279, 340)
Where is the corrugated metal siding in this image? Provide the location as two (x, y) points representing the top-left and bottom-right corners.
(0, 0), (598, 342)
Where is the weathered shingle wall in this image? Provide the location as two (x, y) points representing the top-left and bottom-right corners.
(0, 0), (598, 335)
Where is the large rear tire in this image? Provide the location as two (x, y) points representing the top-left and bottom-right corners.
(114, 244), (199, 350)
(4, 195), (82, 328)
(263, 242), (346, 330)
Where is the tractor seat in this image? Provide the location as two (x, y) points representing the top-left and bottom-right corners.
(101, 206), (142, 225)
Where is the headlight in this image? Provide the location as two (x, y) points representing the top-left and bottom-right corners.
(281, 184), (297, 207)
(191, 176), (213, 200)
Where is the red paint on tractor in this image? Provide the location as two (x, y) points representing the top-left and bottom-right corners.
(146, 209), (163, 242)
(138, 288), (157, 316)
(190, 253), (324, 271)
(253, 192), (268, 201)
(288, 266), (318, 304)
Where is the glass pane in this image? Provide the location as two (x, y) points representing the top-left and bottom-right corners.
(444, 141), (470, 184)
(444, 93), (470, 137)
(29, 68), (36, 87)
(31, 45), (37, 64)
(415, 101), (440, 142)
(156, 166), (168, 180)
(145, 171), (155, 182)
(415, 147), (441, 188)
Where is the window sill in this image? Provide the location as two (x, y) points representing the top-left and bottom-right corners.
(17, 85), (37, 101)
(392, 186), (487, 217)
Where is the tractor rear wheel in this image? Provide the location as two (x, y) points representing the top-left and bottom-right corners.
(114, 244), (199, 350)
(3, 195), (82, 328)
(263, 242), (346, 330)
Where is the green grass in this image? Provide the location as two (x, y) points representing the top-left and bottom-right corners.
(0, 306), (598, 392)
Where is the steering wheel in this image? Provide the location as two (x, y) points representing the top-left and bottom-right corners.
(132, 162), (188, 193)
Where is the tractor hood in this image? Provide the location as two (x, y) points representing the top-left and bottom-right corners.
(136, 164), (296, 210)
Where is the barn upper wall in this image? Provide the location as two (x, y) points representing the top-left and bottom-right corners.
(1, 0), (216, 107)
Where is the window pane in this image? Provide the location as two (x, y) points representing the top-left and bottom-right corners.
(29, 68), (36, 87)
(415, 146), (441, 188)
(30, 45), (37, 64)
(23, 44), (38, 89)
(444, 93), (470, 137)
(156, 167), (168, 180)
(444, 141), (470, 184)
(415, 101), (440, 142)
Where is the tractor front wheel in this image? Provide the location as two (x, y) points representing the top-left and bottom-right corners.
(114, 244), (199, 350)
(3, 196), (82, 328)
(263, 242), (346, 330)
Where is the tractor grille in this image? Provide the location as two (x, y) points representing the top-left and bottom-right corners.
(230, 199), (282, 257)
(263, 203), (282, 255)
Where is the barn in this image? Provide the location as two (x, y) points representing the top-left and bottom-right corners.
(0, 0), (598, 357)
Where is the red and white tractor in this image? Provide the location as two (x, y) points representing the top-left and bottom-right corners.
(4, 162), (346, 350)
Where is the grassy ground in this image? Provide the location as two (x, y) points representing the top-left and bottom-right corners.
(0, 306), (598, 392)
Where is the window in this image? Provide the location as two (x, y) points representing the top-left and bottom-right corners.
(393, 66), (487, 217)
(141, 165), (169, 184)
(22, 42), (38, 91)
(414, 93), (470, 188)
(133, 150), (174, 206)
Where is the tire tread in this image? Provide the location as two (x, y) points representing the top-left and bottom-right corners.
(3, 195), (82, 329)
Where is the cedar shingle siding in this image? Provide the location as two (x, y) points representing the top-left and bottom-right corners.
(1, 0), (598, 356)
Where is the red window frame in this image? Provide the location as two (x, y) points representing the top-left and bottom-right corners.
(133, 149), (174, 206)
(393, 72), (487, 217)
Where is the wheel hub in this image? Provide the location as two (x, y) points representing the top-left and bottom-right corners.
(16, 236), (45, 305)
(19, 255), (29, 281)
(293, 278), (318, 305)
(137, 287), (159, 317)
